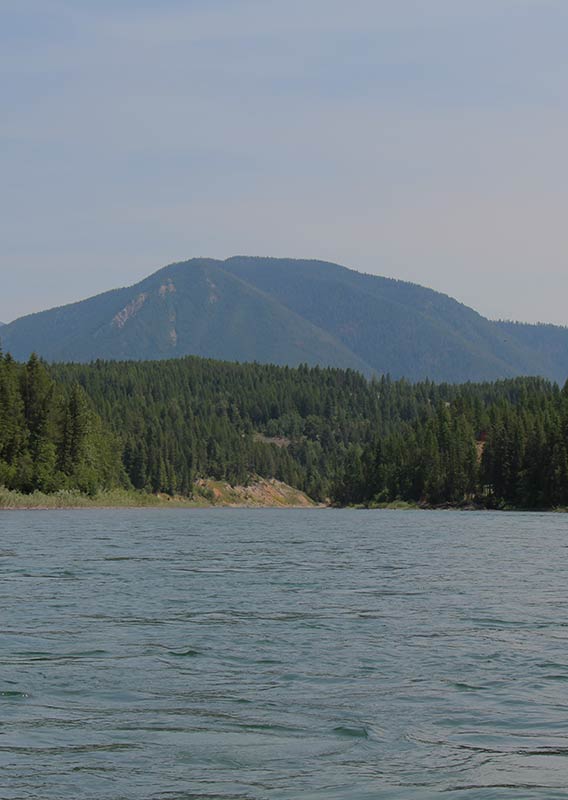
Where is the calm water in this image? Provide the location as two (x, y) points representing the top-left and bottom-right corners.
(1, 509), (568, 799)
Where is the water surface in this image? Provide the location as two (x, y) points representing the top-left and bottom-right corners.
(1, 509), (567, 799)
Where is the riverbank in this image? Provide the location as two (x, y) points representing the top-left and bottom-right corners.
(350, 499), (568, 512)
(0, 478), (319, 510)
(2, 484), (564, 512)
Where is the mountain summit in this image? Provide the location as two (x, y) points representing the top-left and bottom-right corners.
(2, 257), (567, 382)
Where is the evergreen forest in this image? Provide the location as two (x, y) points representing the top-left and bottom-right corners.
(0, 350), (125, 495)
(1, 348), (568, 508)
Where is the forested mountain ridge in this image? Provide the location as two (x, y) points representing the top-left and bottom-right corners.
(2, 350), (568, 509)
(0, 260), (370, 374)
(2, 256), (568, 382)
(494, 320), (568, 381)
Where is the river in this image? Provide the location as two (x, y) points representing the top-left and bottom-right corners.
(1, 509), (567, 799)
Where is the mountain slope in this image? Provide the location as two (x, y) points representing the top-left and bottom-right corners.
(227, 257), (568, 382)
(494, 321), (568, 383)
(222, 257), (552, 382)
(0, 259), (372, 372)
(2, 256), (568, 382)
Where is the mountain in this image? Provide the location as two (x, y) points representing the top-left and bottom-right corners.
(1, 256), (568, 383)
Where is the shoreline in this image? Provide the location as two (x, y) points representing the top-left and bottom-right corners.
(0, 479), (320, 512)
(0, 504), (325, 511)
(1, 500), (565, 513)
(2, 483), (565, 513)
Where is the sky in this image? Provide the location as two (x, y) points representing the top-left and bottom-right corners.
(1, 0), (568, 325)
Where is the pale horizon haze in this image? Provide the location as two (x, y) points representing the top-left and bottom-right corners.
(2, 1), (568, 325)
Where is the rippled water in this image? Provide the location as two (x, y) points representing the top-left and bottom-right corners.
(1, 509), (568, 798)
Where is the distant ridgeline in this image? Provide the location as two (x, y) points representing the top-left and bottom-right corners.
(1, 348), (567, 507)
(3, 257), (568, 383)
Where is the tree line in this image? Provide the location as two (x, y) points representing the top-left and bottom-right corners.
(333, 379), (568, 508)
(0, 350), (124, 494)
(1, 348), (567, 507)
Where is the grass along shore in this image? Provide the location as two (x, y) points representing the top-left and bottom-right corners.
(2, 483), (563, 512)
(0, 478), (318, 510)
(0, 487), (197, 510)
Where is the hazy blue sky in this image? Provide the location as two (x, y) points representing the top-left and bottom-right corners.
(2, 0), (568, 324)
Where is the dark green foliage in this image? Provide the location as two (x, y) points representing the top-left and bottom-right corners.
(50, 357), (568, 508)
(1, 347), (568, 507)
(51, 358), (378, 501)
(0, 351), (126, 494)
(333, 377), (568, 509)
(3, 257), (568, 382)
